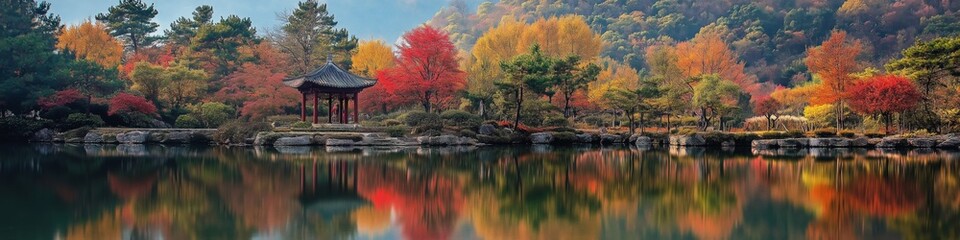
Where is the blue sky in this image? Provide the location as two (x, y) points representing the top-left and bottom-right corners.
(46, 0), (468, 43)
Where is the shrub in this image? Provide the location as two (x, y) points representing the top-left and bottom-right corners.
(813, 128), (837, 137)
(382, 119), (403, 126)
(176, 115), (203, 128)
(108, 93), (157, 116)
(838, 130), (856, 138)
(62, 113), (105, 130)
(787, 130), (806, 138)
(386, 125), (409, 137)
(191, 102), (235, 128)
(440, 110), (481, 129)
(459, 129), (477, 138)
(542, 113), (570, 127)
(215, 121), (271, 144)
(403, 111), (442, 131)
(41, 106), (75, 121)
(290, 121), (312, 129)
(420, 129), (442, 136)
(581, 115), (605, 127)
(38, 89), (87, 109)
(119, 112), (158, 128)
(864, 131), (885, 138)
(266, 115), (301, 127)
(0, 117), (50, 141)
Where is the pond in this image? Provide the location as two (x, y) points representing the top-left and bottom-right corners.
(1, 144), (958, 240)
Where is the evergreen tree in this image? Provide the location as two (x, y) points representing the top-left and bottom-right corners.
(275, 0), (358, 75)
(0, 0), (65, 114)
(165, 5), (213, 46)
(95, 0), (159, 52)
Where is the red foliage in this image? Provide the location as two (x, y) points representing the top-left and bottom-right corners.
(108, 93), (157, 116)
(212, 43), (300, 119)
(38, 89), (86, 108)
(120, 46), (174, 77)
(846, 75), (921, 115)
(380, 25), (466, 112)
(753, 96), (781, 117)
(359, 70), (401, 114)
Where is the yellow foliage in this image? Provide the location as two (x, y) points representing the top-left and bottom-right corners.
(804, 104), (835, 127)
(517, 15), (603, 60)
(351, 40), (395, 78)
(673, 32), (758, 96)
(587, 59), (639, 106)
(57, 20), (124, 68)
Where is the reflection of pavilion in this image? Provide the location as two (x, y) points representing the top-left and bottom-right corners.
(298, 160), (367, 219)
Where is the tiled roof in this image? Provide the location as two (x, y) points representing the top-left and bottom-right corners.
(283, 60), (376, 89)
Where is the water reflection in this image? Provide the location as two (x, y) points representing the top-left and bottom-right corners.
(0, 144), (958, 239)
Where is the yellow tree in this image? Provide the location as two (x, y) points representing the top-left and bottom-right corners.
(161, 62), (207, 112)
(805, 30), (862, 130)
(56, 20), (124, 68)
(351, 40), (395, 78)
(673, 32), (758, 96)
(469, 17), (527, 116)
(588, 59), (639, 107)
(518, 15), (603, 60)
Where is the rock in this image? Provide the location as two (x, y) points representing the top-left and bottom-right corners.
(808, 138), (837, 148)
(326, 138), (356, 146)
(908, 138), (937, 148)
(876, 138), (906, 148)
(868, 138), (884, 146)
(850, 137), (870, 147)
(478, 124), (497, 135)
(273, 136), (312, 146)
(834, 138), (852, 147)
(671, 135), (705, 146)
(165, 132), (192, 144)
(576, 133), (596, 143)
(635, 136), (652, 146)
(419, 135), (472, 146)
(83, 132), (103, 143)
(600, 134), (624, 144)
(937, 136), (960, 148)
(116, 131), (150, 144)
(530, 132), (554, 144)
(777, 138), (808, 148)
(148, 119), (171, 128)
(31, 128), (55, 142)
(752, 139), (777, 149)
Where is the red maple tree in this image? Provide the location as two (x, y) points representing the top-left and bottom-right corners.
(845, 75), (921, 134)
(380, 25), (465, 112)
(213, 43), (300, 119)
(120, 46), (175, 77)
(38, 89), (87, 109)
(108, 93), (157, 116)
(753, 96), (782, 130)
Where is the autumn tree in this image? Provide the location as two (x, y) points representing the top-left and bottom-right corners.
(674, 32), (759, 96)
(56, 20), (123, 68)
(383, 25), (465, 113)
(165, 5), (213, 46)
(161, 62), (207, 113)
(128, 62), (166, 106)
(753, 96), (782, 130)
(553, 56), (600, 117)
(274, 0), (357, 75)
(692, 74), (743, 131)
(886, 36), (960, 132)
(191, 15), (258, 77)
(468, 17), (526, 116)
(846, 75), (921, 134)
(108, 92), (157, 116)
(517, 15), (602, 60)
(351, 40), (396, 114)
(213, 43), (300, 119)
(95, 0), (159, 52)
(806, 30), (863, 130)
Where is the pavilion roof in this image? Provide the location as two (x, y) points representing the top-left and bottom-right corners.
(283, 59), (376, 90)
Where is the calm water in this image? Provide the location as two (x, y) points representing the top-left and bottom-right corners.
(1, 144), (958, 240)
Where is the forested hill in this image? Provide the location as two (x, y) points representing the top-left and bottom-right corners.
(428, 0), (960, 87)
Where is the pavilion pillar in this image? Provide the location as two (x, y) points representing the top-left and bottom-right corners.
(339, 94), (346, 123)
(327, 94), (333, 123)
(343, 94), (350, 124)
(353, 93), (359, 124)
(300, 92), (306, 122)
(312, 92), (319, 124)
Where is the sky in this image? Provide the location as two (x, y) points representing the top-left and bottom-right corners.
(46, 0), (468, 43)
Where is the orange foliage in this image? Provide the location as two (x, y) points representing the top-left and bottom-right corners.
(56, 20), (124, 68)
(674, 32), (759, 96)
(805, 31), (862, 106)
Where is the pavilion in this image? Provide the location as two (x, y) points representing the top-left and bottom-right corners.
(283, 57), (376, 124)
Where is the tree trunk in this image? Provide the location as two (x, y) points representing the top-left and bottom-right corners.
(639, 112), (645, 135)
(563, 93), (572, 118)
(479, 99), (486, 118)
(514, 87), (523, 130)
(423, 91), (432, 113)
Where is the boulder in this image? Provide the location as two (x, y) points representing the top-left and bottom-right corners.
(419, 135), (474, 146)
(165, 132), (192, 144)
(752, 139), (778, 149)
(671, 135), (705, 146)
(635, 136), (652, 146)
(116, 131), (150, 144)
(83, 132), (103, 143)
(834, 138), (852, 147)
(326, 138), (356, 146)
(31, 128), (55, 142)
(777, 138), (808, 148)
(600, 134), (624, 144)
(273, 136), (312, 146)
(530, 132), (554, 144)
(576, 133), (596, 143)
(908, 138), (937, 148)
(850, 137), (871, 147)
(876, 138), (906, 148)
(937, 136), (960, 148)
(478, 124), (497, 135)
(808, 138), (837, 148)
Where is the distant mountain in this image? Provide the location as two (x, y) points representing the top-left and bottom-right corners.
(428, 0), (960, 87)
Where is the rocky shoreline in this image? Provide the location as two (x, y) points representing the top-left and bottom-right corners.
(27, 127), (960, 151)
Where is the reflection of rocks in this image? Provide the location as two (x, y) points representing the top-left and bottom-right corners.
(531, 144), (553, 153)
(116, 144), (147, 156)
(83, 144), (105, 155)
(670, 135), (705, 146)
(275, 146), (311, 154)
(877, 138), (906, 148)
(600, 134), (624, 144)
(31, 128), (55, 142)
(635, 136), (652, 146)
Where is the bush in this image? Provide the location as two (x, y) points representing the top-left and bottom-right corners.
(386, 125), (409, 137)
(266, 115), (301, 127)
(420, 129), (442, 137)
(214, 121), (271, 144)
(191, 102), (235, 128)
(381, 119), (403, 126)
(838, 130), (856, 138)
(62, 113), (105, 130)
(290, 121), (312, 129)
(175, 115), (203, 128)
(41, 106), (74, 121)
(118, 112), (157, 128)
(542, 113), (570, 127)
(864, 131), (885, 138)
(403, 111), (442, 131)
(813, 128), (837, 137)
(440, 110), (481, 129)
(0, 117), (50, 141)
(581, 115), (606, 127)
(459, 129), (477, 138)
